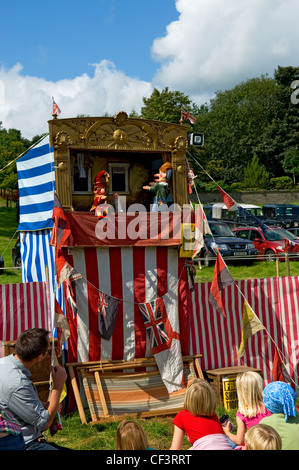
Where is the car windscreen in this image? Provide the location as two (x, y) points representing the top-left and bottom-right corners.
(209, 223), (234, 237)
(263, 230), (284, 241)
(272, 228), (298, 240)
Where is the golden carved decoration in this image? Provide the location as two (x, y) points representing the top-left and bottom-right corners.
(114, 111), (128, 127)
(58, 162), (66, 171)
(48, 112), (190, 209)
(174, 136), (188, 152)
(54, 131), (72, 147)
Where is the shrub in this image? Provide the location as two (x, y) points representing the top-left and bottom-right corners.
(269, 176), (294, 189)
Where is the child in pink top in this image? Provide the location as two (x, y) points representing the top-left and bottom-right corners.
(223, 371), (271, 446)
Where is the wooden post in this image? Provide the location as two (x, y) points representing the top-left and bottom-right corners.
(94, 371), (109, 417)
(285, 253), (290, 277)
(68, 365), (87, 424)
(276, 258), (280, 277)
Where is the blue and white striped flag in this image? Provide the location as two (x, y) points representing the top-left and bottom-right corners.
(17, 134), (55, 231)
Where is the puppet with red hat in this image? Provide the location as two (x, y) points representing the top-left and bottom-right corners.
(90, 170), (110, 218)
(143, 161), (173, 211)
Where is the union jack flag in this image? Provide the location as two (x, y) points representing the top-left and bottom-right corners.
(97, 292), (119, 340)
(52, 97), (61, 116)
(181, 108), (196, 124)
(139, 298), (171, 354)
(98, 292), (109, 317)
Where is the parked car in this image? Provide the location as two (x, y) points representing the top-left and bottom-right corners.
(12, 237), (21, 268)
(286, 227), (299, 237)
(269, 227), (299, 244)
(233, 226), (299, 261)
(262, 204), (299, 229)
(0, 254), (4, 274)
(203, 220), (257, 266)
(203, 203), (274, 229)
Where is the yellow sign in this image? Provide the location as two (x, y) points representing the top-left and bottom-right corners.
(179, 223), (195, 257)
(222, 377), (238, 410)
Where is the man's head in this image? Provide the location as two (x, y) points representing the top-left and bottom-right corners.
(15, 328), (50, 362)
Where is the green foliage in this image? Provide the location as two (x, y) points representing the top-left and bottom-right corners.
(243, 154), (269, 189)
(140, 87), (193, 123)
(282, 147), (299, 184)
(198, 75), (279, 184)
(0, 123), (44, 190)
(270, 176), (294, 190)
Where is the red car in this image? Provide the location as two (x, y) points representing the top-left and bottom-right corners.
(233, 226), (299, 261)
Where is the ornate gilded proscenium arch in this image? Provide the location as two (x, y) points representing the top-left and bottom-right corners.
(48, 111), (189, 211)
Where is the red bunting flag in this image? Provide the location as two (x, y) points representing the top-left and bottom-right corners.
(50, 193), (72, 286)
(217, 185), (237, 210)
(209, 252), (235, 317)
(272, 347), (292, 383)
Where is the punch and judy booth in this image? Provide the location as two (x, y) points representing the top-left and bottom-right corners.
(46, 112), (203, 421)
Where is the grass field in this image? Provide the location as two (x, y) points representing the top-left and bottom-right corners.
(1, 199), (298, 450)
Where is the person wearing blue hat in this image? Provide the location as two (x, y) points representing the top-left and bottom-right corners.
(260, 381), (299, 450)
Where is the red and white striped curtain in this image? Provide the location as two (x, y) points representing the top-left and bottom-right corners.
(63, 246), (190, 364)
(0, 282), (51, 347)
(189, 276), (299, 387)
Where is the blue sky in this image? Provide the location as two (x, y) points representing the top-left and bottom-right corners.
(0, 0), (178, 82)
(0, 0), (298, 138)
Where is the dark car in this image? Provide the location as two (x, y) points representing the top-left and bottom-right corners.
(12, 237), (21, 268)
(203, 220), (257, 266)
(233, 226), (299, 261)
(262, 204), (299, 229)
(0, 253), (4, 274)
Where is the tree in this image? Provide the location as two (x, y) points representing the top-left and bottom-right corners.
(140, 87), (193, 123)
(283, 147), (299, 184)
(254, 66), (299, 178)
(0, 123), (43, 190)
(243, 154), (269, 189)
(198, 75), (279, 184)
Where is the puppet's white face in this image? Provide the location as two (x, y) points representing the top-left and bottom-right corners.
(154, 171), (167, 183)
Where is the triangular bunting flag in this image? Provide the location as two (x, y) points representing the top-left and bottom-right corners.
(217, 185), (237, 210)
(209, 252), (235, 317)
(237, 299), (265, 358)
(272, 347), (292, 383)
(192, 203), (212, 259)
(54, 298), (71, 352)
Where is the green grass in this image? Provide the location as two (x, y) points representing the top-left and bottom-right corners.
(196, 259), (299, 283)
(47, 407), (237, 450)
(0, 201), (21, 285)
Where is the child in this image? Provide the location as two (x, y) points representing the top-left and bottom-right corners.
(116, 420), (153, 450)
(170, 378), (232, 450)
(260, 381), (299, 450)
(244, 424), (282, 450)
(223, 371), (271, 446)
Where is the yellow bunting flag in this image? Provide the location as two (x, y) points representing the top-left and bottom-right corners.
(237, 299), (265, 358)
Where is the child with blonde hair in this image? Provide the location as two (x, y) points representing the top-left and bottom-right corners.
(116, 420), (152, 450)
(244, 424), (282, 450)
(223, 371), (271, 446)
(170, 378), (232, 450)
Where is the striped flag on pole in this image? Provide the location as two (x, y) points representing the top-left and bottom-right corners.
(17, 135), (55, 232)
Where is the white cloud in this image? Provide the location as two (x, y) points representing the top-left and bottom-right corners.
(1, 0), (299, 138)
(0, 61), (152, 139)
(151, 0), (299, 100)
